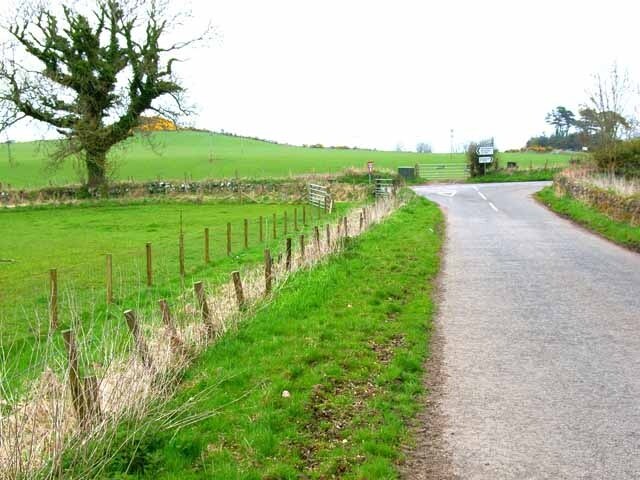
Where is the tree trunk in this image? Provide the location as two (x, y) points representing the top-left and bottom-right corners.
(86, 151), (107, 188)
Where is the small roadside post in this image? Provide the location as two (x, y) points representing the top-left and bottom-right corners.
(367, 161), (374, 184)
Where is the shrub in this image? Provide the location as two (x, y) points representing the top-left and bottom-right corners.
(466, 142), (500, 177)
(593, 139), (640, 177)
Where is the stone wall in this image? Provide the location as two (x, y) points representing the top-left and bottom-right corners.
(0, 179), (373, 206)
(554, 174), (640, 226)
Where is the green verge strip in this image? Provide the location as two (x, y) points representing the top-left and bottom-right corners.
(66, 196), (443, 479)
(537, 186), (640, 251)
(467, 168), (561, 184)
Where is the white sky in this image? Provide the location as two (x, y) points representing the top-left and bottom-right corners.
(3, 0), (640, 152)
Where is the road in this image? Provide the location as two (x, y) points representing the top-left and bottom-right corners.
(412, 181), (640, 479)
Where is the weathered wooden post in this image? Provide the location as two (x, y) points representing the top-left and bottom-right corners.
(194, 281), (214, 338)
(286, 237), (292, 271)
(359, 212), (364, 232)
(204, 228), (210, 264)
(264, 249), (273, 295)
(284, 211), (288, 235)
(83, 375), (101, 423)
(146, 242), (153, 287)
(326, 224), (331, 249)
(106, 254), (113, 304)
(159, 299), (182, 350)
(244, 219), (249, 249)
(50, 269), (58, 330)
(343, 216), (348, 237)
(179, 234), (185, 278)
(272, 213), (277, 239)
(314, 226), (320, 251)
(294, 207), (298, 231)
(299, 234), (305, 261)
(124, 310), (152, 368)
(231, 271), (246, 310)
(62, 330), (87, 429)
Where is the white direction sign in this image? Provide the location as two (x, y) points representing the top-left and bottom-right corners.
(478, 156), (493, 164)
(477, 146), (494, 156)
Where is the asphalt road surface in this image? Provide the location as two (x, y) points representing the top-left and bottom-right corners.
(412, 181), (640, 479)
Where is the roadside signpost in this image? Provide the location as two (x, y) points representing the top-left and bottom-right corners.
(477, 146), (494, 156)
(476, 145), (494, 175)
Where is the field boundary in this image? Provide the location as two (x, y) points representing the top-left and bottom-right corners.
(0, 195), (403, 478)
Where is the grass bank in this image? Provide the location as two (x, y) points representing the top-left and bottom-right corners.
(537, 187), (640, 251)
(66, 196), (443, 479)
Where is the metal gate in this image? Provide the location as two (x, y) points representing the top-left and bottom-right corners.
(416, 163), (469, 180)
(308, 184), (333, 213)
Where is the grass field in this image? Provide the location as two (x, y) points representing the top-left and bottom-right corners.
(62, 195), (443, 479)
(0, 199), (348, 392)
(537, 187), (640, 251)
(0, 131), (573, 188)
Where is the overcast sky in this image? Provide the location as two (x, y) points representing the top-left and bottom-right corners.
(3, 0), (640, 152)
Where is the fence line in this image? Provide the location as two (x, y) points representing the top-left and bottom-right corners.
(0, 194), (401, 478)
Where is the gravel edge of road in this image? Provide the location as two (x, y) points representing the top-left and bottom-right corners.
(400, 211), (457, 480)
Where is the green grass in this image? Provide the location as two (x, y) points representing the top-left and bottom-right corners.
(0, 199), (348, 392)
(537, 187), (640, 251)
(468, 168), (562, 183)
(65, 195), (443, 479)
(0, 131), (573, 188)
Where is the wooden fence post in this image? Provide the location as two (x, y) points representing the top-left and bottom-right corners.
(146, 242), (153, 287)
(303, 206), (307, 226)
(272, 213), (277, 239)
(343, 216), (348, 238)
(326, 224), (331, 249)
(62, 330), (87, 429)
(227, 222), (232, 256)
(314, 226), (320, 251)
(179, 233), (185, 278)
(50, 269), (58, 330)
(286, 237), (292, 271)
(106, 254), (113, 304)
(124, 310), (152, 368)
(244, 219), (248, 249)
(359, 212), (364, 232)
(231, 271), (245, 310)
(204, 228), (210, 264)
(264, 249), (272, 295)
(294, 208), (298, 231)
(194, 281), (214, 338)
(284, 211), (288, 235)
(259, 216), (264, 242)
(299, 234), (305, 261)
(159, 299), (182, 350)
(84, 375), (101, 423)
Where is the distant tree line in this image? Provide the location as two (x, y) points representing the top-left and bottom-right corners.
(526, 105), (632, 152)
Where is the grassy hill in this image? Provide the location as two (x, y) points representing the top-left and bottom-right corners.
(0, 131), (573, 188)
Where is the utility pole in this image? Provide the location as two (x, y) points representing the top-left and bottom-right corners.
(450, 128), (454, 163)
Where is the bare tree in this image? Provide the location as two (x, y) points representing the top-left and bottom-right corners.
(0, 0), (209, 187)
(585, 63), (634, 146)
